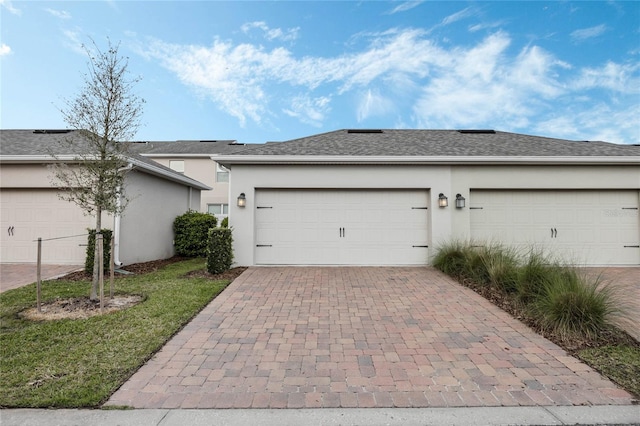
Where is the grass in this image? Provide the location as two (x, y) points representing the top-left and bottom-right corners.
(433, 240), (640, 398)
(0, 258), (229, 408)
(578, 345), (640, 398)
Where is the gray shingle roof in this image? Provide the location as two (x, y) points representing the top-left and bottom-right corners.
(127, 140), (255, 155)
(0, 129), (210, 190)
(0, 129), (93, 156)
(231, 129), (640, 157)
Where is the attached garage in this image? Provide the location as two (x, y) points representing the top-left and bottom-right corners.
(470, 190), (640, 265)
(214, 129), (640, 267)
(0, 189), (91, 264)
(0, 129), (210, 266)
(254, 189), (430, 265)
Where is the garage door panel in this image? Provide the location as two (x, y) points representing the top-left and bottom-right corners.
(471, 190), (639, 265)
(255, 189), (430, 265)
(0, 189), (90, 264)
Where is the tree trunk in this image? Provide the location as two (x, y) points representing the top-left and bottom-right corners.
(90, 207), (102, 300)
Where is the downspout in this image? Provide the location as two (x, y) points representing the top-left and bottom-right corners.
(113, 162), (134, 266)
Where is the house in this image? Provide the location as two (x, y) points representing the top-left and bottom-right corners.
(128, 140), (252, 222)
(214, 129), (640, 267)
(0, 129), (210, 265)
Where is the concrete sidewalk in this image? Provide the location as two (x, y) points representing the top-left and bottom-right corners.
(3, 406), (640, 425)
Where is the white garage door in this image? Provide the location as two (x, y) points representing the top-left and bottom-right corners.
(255, 189), (430, 265)
(470, 190), (639, 265)
(0, 189), (91, 264)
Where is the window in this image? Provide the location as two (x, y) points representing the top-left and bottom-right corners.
(216, 163), (229, 182)
(207, 204), (229, 215)
(169, 160), (185, 173)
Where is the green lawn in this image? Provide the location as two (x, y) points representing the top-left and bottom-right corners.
(0, 258), (229, 408)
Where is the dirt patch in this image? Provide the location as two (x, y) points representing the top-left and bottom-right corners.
(21, 295), (144, 321)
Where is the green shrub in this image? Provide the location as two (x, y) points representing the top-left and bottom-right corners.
(85, 229), (113, 274)
(173, 211), (217, 257)
(207, 227), (233, 274)
(433, 240), (473, 277)
(220, 216), (229, 228)
(480, 244), (520, 293)
(530, 270), (621, 339)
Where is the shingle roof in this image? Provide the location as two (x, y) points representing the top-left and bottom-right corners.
(0, 129), (92, 156)
(127, 140), (255, 155)
(0, 129), (210, 190)
(231, 129), (640, 157)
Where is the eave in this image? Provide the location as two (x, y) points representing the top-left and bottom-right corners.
(212, 155), (640, 167)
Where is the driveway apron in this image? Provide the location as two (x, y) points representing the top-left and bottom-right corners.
(106, 267), (635, 409)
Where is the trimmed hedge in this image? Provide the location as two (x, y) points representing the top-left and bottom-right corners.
(207, 228), (233, 274)
(220, 216), (229, 228)
(85, 229), (113, 274)
(173, 211), (217, 257)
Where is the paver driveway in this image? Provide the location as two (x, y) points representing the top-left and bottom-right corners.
(106, 267), (634, 409)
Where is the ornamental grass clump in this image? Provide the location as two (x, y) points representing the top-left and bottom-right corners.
(432, 240), (474, 278)
(477, 244), (520, 293)
(531, 270), (622, 340)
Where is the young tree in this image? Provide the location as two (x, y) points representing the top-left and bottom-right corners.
(50, 39), (144, 300)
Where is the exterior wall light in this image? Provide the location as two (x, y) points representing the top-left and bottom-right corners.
(438, 193), (448, 208)
(237, 192), (246, 207)
(455, 194), (466, 209)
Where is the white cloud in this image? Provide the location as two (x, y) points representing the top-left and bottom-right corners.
(572, 61), (640, 93)
(571, 24), (607, 42)
(387, 1), (423, 14)
(45, 8), (71, 19)
(535, 103), (640, 144)
(283, 95), (331, 127)
(0, 0), (21, 15)
(441, 7), (476, 26)
(143, 28), (638, 143)
(0, 43), (12, 57)
(357, 89), (395, 122)
(241, 21), (299, 42)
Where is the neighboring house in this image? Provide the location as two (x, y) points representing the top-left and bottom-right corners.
(214, 129), (640, 267)
(0, 129), (210, 265)
(128, 140), (252, 222)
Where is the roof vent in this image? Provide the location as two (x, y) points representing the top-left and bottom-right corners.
(347, 129), (383, 134)
(33, 129), (73, 134)
(457, 129), (496, 134)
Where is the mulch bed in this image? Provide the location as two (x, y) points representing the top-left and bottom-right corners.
(458, 276), (639, 353)
(58, 257), (248, 281)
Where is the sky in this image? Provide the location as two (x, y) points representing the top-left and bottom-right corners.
(1, 1), (639, 145)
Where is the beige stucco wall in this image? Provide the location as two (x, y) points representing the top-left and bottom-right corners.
(228, 163), (640, 266)
(0, 163), (55, 187)
(118, 169), (200, 265)
(148, 157), (229, 212)
(1, 162), (201, 265)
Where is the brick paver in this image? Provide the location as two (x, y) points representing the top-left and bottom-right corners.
(106, 267), (636, 409)
(0, 263), (82, 293)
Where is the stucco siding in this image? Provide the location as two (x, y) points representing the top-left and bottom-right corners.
(118, 170), (201, 265)
(228, 163), (640, 266)
(150, 157), (228, 212)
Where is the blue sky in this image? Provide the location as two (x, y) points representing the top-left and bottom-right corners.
(1, 1), (639, 144)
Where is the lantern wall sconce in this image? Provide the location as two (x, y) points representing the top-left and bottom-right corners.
(438, 193), (448, 208)
(455, 194), (466, 209)
(237, 192), (246, 207)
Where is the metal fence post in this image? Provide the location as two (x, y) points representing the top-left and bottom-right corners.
(36, 237), (42, 313)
